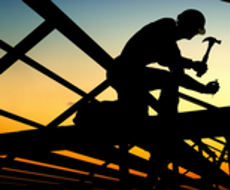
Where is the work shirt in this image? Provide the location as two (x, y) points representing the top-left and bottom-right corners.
(118, 18), (193, 71)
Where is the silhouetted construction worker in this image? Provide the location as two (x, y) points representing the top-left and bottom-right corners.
(107, 9), (219, 117)
(107, 9), (220, 189)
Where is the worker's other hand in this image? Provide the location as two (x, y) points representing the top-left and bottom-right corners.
(193, 61), (208, 77)
(204, 80), (220, 94)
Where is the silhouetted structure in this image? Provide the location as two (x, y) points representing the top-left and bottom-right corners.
(222, 0), (230, 3)
(0, 1), (229, 190)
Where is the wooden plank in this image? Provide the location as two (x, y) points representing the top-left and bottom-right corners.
(1, 132), (229, 188)
(0, 109), (44, 129)
(168, 139), (229, 188)
(5, 152), (122, 185)
(0, 107), (229, 146)
(0, 156), (219, 190)
(0, 145), (214, 189)
(171, 106), (230, 138)
(1, 107), (230, 154)
(13, 151), (121, 180)
(0, 21), (54, 74)
(4, 153), (145, 189)
(4, 159), (91, 182)
(0, 128), (149, 174)
(0, 127), (229, 188)
(0, 109), (230, 173)
(178, 92), (218, 110)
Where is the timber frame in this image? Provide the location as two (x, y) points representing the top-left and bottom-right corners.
(0, 1), (229, 189)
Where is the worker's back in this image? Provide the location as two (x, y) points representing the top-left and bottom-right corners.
(120, 18), (180, 67)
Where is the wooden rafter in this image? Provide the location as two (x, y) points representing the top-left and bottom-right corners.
(0, 0), (229, 189)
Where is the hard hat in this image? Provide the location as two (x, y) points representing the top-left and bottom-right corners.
(177, 9), (206, 35)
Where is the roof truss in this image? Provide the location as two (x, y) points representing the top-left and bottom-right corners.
(0, 0), (229, 189)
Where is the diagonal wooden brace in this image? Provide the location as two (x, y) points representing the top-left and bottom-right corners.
(0, 20), (54, 74)
(23, 0), (113, 71)
(46, 80), (110, 128)
(0, 39), (87, 97)
(0, 109), (44, 129)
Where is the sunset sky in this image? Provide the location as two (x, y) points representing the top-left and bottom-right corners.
(1, 0), (230, 131)
(0, 0), (229, 179)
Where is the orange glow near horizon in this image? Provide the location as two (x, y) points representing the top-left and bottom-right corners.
(201, 138), (225, 157)
(168, 162), (173, 171)
(129, 169), (148, 178)
(84, 180), (93, 184)
(215, 137), (226, 143)
(184, 171), (201, 179)
(93, 173), (119, 182)
(51, 150), (106, 166)
(218, 185), (230, 190)
(2, 167), (81, 182)
(14, 157), (90, 175)
(51, 150), (147, 178)
(180, 185), (201, 190)
(0, 180), (28, 186)
(106, 163), (120, 170)
(168, 163), (188, 174)
(184, 137), (229, 175)
(114, 140), (229, 177)
(220, 162), (230, 175)
(128, 146), (151, 161)
(13, 157), (147, 182)
(51, 142), (228, 179)
(106, 163), (148, 178)
(0, 175), (60, 185)
(5, 140), (228, 181)
(113, 145), (150, 161)
(179, 166), (188, 174)
(184, 139), (195, 146)
(0, 155), (7, 159)
(167, 163), (201, 179)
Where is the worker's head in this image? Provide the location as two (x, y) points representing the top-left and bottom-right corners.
(177, 9), (206, 39)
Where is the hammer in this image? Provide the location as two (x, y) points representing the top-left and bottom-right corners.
(197, 36), (221, 77)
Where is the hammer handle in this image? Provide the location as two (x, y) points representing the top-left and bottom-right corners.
(202, 44), (213, 64)
(197, 44), (213, 77)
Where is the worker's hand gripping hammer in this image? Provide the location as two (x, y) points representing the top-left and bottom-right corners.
(197, 36), (221, 77)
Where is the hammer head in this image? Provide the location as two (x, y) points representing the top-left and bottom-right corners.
(202, 36), (221, 45)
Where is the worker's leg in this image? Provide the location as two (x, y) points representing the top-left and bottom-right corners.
(158, 80), (179, 116)
(108, 62), (151, 118)
(117, 84), (149, 119)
